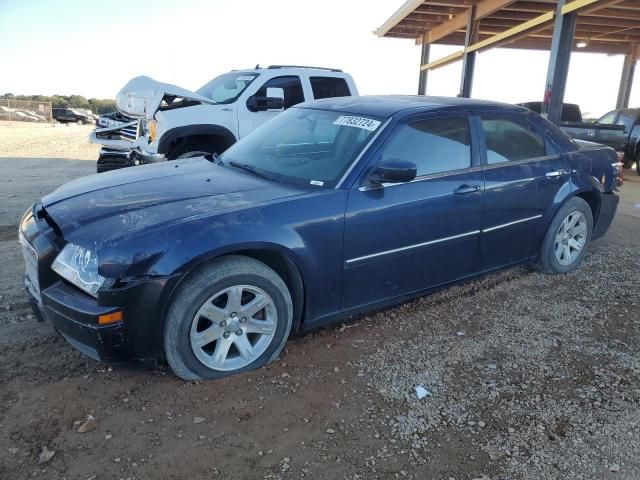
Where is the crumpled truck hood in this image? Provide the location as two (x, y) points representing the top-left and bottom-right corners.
(41, 158), (309, 245)
(115, 75), (216, 118)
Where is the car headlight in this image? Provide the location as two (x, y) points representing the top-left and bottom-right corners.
(52, 243), (107, 297)
(140, 119), (156, 142)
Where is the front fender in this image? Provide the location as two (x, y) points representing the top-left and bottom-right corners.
(101, 190), (349, 323)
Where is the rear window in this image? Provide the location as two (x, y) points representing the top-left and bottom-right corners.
(481, 118), (547, 163)
(310, 77), (351, 99)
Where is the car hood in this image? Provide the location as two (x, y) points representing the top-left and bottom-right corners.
(115, 75), (216, 118)
(42, 158), (309, 243)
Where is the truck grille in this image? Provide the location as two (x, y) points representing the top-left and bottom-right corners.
(120, 122), (139, 140)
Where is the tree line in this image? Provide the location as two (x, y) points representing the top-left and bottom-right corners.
(1, 93), (116, 114)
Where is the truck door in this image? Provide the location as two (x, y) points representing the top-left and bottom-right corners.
(238, 76), (305, 138)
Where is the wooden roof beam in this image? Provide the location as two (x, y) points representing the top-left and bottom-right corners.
(420, 0), (518, 44)
(375, 0), (426, 37)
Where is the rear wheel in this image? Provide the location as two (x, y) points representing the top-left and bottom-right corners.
(636, 153), (640, 175)
(537, 197), (593, 274)
(164, 256), (293, 380)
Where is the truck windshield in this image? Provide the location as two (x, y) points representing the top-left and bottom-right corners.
(220, 108), (384, 188)
(196, 72), (259, 104)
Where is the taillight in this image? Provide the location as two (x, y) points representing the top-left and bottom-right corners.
(612, 161), (623, 187)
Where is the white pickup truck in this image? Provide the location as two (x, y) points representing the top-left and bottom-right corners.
(91, 66), (358, 172)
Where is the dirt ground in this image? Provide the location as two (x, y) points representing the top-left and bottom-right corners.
(1, 124), (639, 480)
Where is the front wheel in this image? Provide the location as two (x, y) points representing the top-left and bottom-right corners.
(537, 197), (593, 274)
(176, 151), (214, 159)
(164, 256), (293, 380)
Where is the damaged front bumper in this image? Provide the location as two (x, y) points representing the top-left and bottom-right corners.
(32, 282), (131, 362)
(96, 146), (166, 173)
(20, 207), (171, 365)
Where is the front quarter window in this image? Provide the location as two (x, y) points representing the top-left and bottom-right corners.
(597, 111), (617, 125)
(220, 108), (383, 187)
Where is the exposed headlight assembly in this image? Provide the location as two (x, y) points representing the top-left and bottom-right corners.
(52, 243), (106, 297)
(140, 119), (156, 142)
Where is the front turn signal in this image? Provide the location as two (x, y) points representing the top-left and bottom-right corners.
(98, 310), (123, 325)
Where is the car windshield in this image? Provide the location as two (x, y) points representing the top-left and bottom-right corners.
(220, 108), (384, 188)
(196, 72), (259, 104)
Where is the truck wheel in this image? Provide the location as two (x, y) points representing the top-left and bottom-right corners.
(537, 197), (593, 274)
(164, 256), (293, 380)
(176, 151), (213, 159)
(168, 141), (221, 160)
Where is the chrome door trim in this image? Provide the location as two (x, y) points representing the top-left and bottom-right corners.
(358, 165), (483, 192)
(345, 229), (480, 265)
(481, 154), (560, 171)
(482, 214), (543, 233)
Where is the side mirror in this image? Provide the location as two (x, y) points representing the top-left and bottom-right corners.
(370, 159), (417, 185)
(246, 87), (285, 112)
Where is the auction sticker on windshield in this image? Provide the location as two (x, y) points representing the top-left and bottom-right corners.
(333, 116), (381, 131)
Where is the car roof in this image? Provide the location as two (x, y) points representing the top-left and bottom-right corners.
(234, 67), (349, 77)
(296, 95), (525, 119)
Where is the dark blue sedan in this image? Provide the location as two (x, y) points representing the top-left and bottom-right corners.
(19, 96), (620, 379)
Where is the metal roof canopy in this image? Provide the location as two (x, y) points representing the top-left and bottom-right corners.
(375, 0), (640, 122)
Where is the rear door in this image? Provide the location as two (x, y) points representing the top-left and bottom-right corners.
(342, 113), (484, 309)
(615, 109), (637, 155)
(476, 114), (570, 271)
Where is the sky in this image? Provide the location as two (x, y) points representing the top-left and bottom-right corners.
(0, 0), (638, 118)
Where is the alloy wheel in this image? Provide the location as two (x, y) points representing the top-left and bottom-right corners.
(554, 210), (587, 266)
(190, 285), (277, 371)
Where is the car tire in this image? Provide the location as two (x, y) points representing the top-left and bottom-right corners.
(168, 141), (220, 160)
(164, 255), (293, 381)
(537, 196), (593, 274)
(176, 151), (214, 159)
(635, 153), (640, 175)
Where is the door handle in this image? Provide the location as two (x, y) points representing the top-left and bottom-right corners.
(545, 170), (568, 179)
(454, 184), (481, 195)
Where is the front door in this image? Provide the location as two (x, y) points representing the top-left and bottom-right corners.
(342, 115), (484, 310)
(238, 75), (305, 138)
(476, 115), (570, 271)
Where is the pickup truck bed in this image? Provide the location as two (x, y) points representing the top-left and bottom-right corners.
(561, 122), (625, 152)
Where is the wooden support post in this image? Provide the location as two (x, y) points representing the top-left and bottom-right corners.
(542, 0), (576, 124)
(418, 38), (430, 95)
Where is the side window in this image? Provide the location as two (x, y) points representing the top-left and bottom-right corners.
(310, 77), (351, 99)
(615, 113), (634, 132)
(254, 76), (304, 109)
(481, 118), (547, 164)
(380, 117), (471, 177)
(597, 111), (617, 125)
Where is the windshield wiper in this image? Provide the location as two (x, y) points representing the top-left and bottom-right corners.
(229, 161), (273, 181)
(205, 152), (223, 166)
